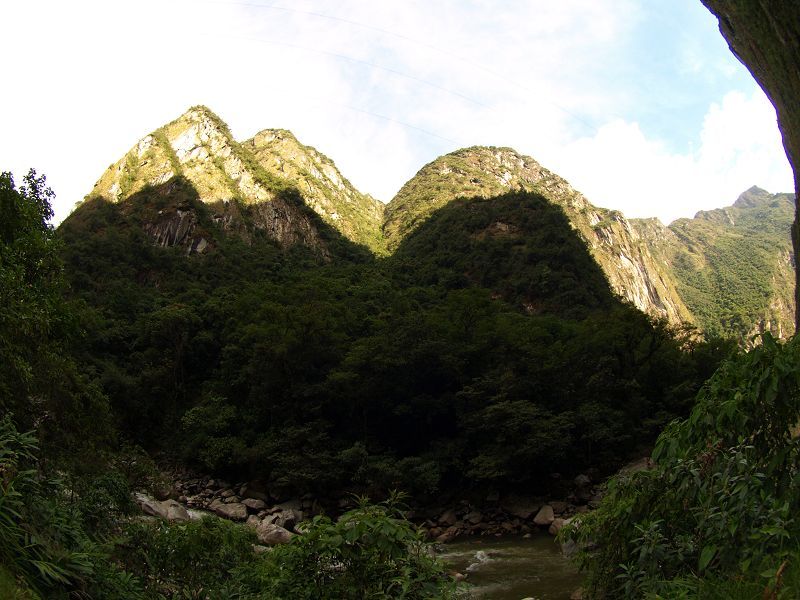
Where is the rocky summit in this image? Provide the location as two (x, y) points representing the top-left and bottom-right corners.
(86, 105), (384, 256)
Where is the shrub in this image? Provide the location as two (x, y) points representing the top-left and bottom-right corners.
(563, 334), (800, 598)
(252, 494), (457, 599)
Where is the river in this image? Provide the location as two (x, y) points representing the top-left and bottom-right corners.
(439, 535), (582, 599)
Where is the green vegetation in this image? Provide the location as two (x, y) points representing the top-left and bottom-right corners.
(664, 189), (795, 341)
(253, 494), (455, 599)
(563, 333), (800, 598)
(244, 128), (387, 255)
(57, 185), (727, 498)
(0, 414), (455, 599)
(1, 169), (453, 598)
(0, 170), (113, 465)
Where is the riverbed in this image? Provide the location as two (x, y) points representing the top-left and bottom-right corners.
(439, 535), (581, 599)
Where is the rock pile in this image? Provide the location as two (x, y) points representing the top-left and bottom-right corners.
(134, 471), (608, 546)
(424, 474), (602, 542)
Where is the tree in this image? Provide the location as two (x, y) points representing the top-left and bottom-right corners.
(0, 170), (61, 413)
(0, 169), (112, 461)
(700, 0), (800, 328)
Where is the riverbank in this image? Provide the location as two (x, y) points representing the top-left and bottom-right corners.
(137, 469), (608, 545)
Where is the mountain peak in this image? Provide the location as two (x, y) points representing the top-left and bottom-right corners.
(385, 144), (693, 325)
(733, 185), (772, 208)
(82, 107), (386, 254)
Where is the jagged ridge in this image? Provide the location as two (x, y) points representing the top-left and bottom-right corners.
(79, 108), (795, 340)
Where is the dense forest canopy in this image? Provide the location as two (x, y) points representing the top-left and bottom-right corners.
(54, 181), (729, 499)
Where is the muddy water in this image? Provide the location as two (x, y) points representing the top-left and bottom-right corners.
(439, 535), (582, 599)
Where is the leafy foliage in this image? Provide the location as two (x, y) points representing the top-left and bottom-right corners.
(0, 170), (113, 466)
(251, 494), (456, 599)
(0, 416), (143, 599)
(563, 334), (800, 598)
(121, 517), (260, 598)
(665, 189), (795, 341)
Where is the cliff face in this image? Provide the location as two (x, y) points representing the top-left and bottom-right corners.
(75, 107), (795, 340)
(701, 0), (800, 328)
(384, 146), (692, 324)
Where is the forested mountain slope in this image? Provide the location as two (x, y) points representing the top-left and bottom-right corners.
(384, 147), (693, 325)
(634, 186), (796, 342)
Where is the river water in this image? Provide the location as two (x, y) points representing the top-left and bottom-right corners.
(439, 535), (582, 599)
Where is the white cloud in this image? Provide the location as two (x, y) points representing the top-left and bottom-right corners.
(552, 90), (794, 224)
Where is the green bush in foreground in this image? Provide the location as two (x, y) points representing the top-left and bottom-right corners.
(2, 415), (454, 599)
(247, 494), (456, 599)
(121, 494), (455, 599)
(0, 416), (142, 599)
(563, 333), (800, 598)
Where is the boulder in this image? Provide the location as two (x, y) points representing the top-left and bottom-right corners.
(243, 498), (267, 511)
(275, 508), (302, 531)
(246, 515), (261, 528)
(255, 521), (295, 545)
(574, 474), (591, 488)
(438, 509), (458, 526)
(549, 518), (566, 536)
(550, 501), (567, 515)
(163, 500), (191, 522)
(533, 505), (555, 526)
(212, 500), (248, 521)
(465, 510), (483, 525)
(436, 526), (460, 544)
(135, 493), (190, 522)
(502, 497), (540, 520)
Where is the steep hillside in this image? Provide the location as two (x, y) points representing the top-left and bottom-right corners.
(636, 186), (796, 341)
(384, 147), (692, 325)
(392, 190), (617, 318)
(83, 106), (382, 255)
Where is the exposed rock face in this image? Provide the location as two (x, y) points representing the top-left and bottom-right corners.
(384, 147), (693, 324)
(701, 0), (800, 326)
(84, 106), (368, 256)
(76, 107), (795, 339)
(92, 107), (275, 208)
(635, 187), (796, 341)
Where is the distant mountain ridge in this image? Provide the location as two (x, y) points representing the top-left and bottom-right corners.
(639, 186), (795, 341)
(74, 106), (795, 341)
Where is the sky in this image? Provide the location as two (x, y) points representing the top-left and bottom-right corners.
(0, 0), (794, 226)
